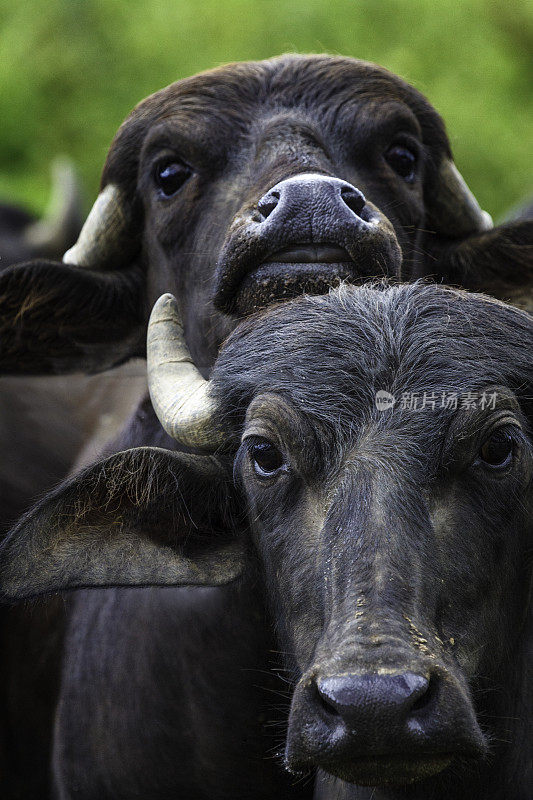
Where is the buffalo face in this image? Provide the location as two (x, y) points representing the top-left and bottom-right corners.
(213, 286), (533, 787)
(3, 284), (532, 792)
(231, 397), (505, 785)
(127, 56), (486, 365)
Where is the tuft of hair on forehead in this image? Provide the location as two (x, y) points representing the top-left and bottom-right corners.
(211, 282), (533, 446)
(101, 54), (450, 194)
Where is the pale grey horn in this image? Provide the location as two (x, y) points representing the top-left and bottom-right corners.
(147, 293), (225, 451)
(63, 182), (132, 269)
(431, 159), (493, 238)
(25, 157), (84, 257)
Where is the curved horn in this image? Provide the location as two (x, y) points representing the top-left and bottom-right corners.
(147, 293), (225, 451)
(63, 183), (133, 269)
(430, 159), (493, 238)
(25, 157), (84, 257)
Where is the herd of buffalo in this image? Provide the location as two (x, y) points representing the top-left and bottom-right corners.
(0, 54), (531, 799)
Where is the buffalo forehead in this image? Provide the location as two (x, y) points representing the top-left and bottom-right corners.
(110, 56), (443, 170)
(140, 99), (423, 166)
(212, 285), (530, 448)
(140, 55), (425, 115)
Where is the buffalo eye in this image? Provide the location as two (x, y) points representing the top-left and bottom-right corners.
(249, 439), (287, 479)
(385, 144), (417, 182)
(478, 429), (515, 469)
(154, 160), (192, 197)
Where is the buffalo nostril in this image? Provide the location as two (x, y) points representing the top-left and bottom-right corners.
(340, 186), (366, 216)
(257, 190), (280, 219)
(410, 673), (438, 714)
(315, 681), (342, 718)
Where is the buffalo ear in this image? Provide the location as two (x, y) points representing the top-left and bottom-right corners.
(0, 448), (246, 601)
(428, 219), (533, 312)
(0, 260), (146, 375)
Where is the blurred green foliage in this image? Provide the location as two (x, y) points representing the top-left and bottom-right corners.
(0, 0), (531, 219)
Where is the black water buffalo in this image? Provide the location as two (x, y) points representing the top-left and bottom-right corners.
(2, 283), (532, 800)
(3, 52), (532, 379)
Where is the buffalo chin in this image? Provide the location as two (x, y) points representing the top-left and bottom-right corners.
(314, 754), (454, 787)
(227, 261), (371, 316)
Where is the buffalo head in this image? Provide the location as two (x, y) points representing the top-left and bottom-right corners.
(5, 53), (523, 377)
(2, 284), (532, 795)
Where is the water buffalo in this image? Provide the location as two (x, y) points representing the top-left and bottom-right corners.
(8, 52), (533, 379)
(1, 283), (531, 800)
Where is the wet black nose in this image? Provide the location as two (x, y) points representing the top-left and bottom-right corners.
(286, 666), (486, 784)
(286, 664), (487, 784)
(257, 174), (366, 221)
(316, 672), (433, 734)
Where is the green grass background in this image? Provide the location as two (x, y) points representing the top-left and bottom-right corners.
(0, 0), (531, 220)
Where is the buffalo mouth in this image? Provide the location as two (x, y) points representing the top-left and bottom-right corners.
(214, 241), (392, 317)
(264, 244), (352, 264)
(314, 752), (454, 786)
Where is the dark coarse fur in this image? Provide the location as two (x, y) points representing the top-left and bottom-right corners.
(1, 283), (531, 800)
(212, 283), (533, 422)
(0, 260), (145, 374)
